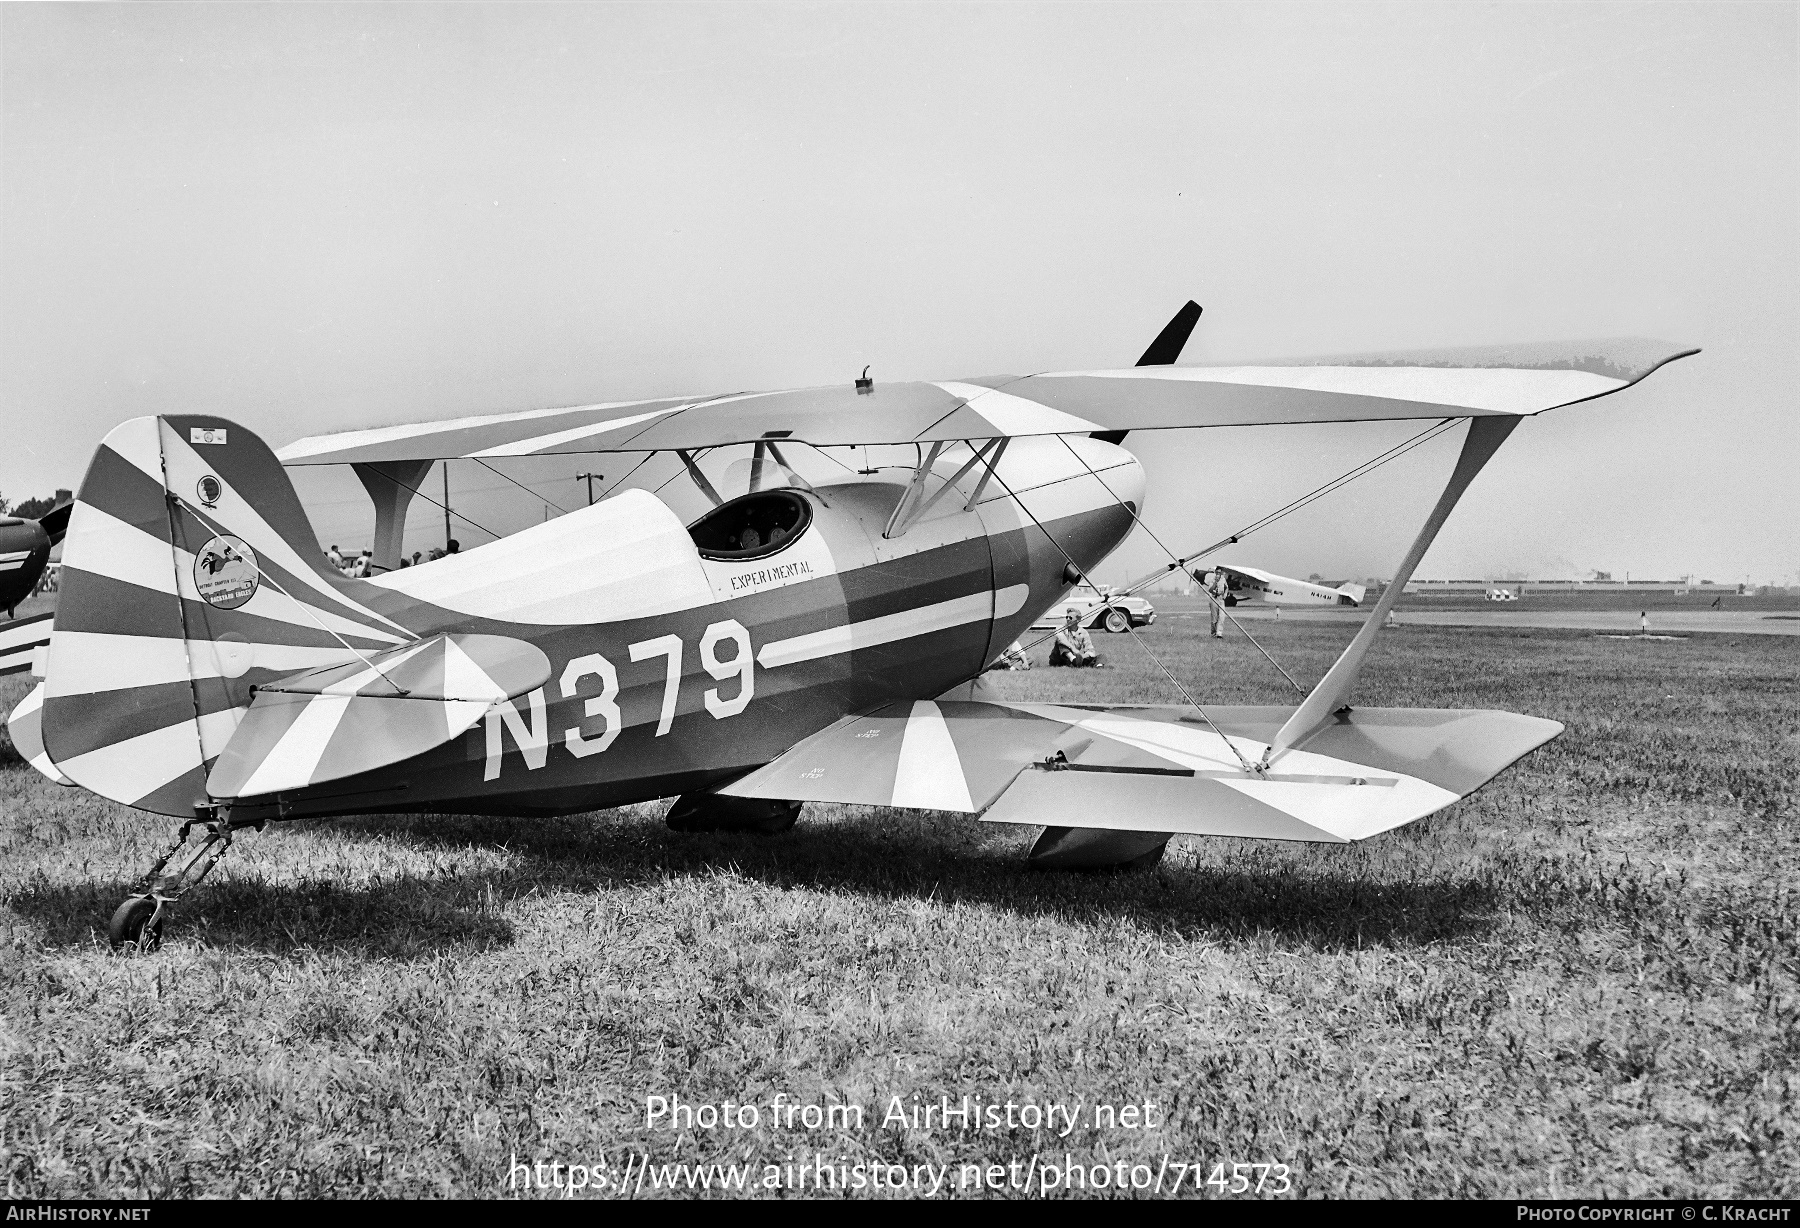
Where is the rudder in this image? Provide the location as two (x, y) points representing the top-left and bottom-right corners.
(41, 416), (415, 816)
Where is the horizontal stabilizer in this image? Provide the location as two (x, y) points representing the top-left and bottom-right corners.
(0, 613), (52, 677)
(206, 633), (550, 800)
(250, 632), (548, 700)
(723, 700), (1560, 842)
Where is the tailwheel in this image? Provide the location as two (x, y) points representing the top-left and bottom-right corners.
(109, 806), (249, 951)
(108, 895), (164, 951)
(666, 794), (802, 834)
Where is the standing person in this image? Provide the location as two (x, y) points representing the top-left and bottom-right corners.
(1049, 609), (1103, 668)
(1640, 610), (1649, 635)
(1202, 569), (1229, 639)
(327, 544), (344, 571)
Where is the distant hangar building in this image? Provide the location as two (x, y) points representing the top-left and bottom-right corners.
(1407, 577), (1744, 596)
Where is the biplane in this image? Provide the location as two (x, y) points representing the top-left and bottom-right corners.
(4, 302), (1696, 947)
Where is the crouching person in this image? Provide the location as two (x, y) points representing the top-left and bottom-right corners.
(1048, 610), (1104, 668)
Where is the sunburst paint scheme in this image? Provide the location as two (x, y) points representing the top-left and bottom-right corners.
(10, 331), (1697, 888)
(26, 419), (1141, 823)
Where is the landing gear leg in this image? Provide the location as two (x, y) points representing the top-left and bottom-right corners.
(665, 794), (802, 834)
(109, 806), (246, 950)
(1027, 826), (1170, 872)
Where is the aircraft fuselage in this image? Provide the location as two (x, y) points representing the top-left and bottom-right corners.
(234, 441), (1144, 821)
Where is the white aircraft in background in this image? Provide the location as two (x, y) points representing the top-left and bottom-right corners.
(1203, 564), (1367, 608)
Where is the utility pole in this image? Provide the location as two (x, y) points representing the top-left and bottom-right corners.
(577, 472), (604, 506)
(442, 462), (452, 551)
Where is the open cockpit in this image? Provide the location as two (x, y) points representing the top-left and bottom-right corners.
(686, 489), (812, 560)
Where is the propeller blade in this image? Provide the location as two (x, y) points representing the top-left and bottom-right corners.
(1135, 300), (1203, 366)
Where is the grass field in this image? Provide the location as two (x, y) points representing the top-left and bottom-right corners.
(2, 620), (1795, 1199)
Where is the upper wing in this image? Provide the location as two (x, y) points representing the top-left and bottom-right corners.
(719, 698), (1561, 844)
(1214, 564), (1276, 585)
(278, 338), (1697, 466)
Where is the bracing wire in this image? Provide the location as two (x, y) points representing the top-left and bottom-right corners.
(972, 448), (1266, 777)
(472, 458), (571, 516)
(1053, 434), (1305, 698)
(651, 448), (707, 498)
(379, 462), (506, 545)
(593, 451), (660, 503)
(989, 418), (1470, 766)
(981, 418), (1452, 664)
(812, 445), (862, 476)
(1112, 417), (1462, 599)
(1203, 590), (1306, 696)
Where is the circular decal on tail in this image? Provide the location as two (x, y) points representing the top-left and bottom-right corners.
(194, 535), (259, 609)
(196, 475), (222, 507)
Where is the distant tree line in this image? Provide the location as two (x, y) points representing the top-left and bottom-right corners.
(1, 489), (72, 520)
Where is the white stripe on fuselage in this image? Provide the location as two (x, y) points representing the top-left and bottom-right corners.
(757, 584), (1028, 669)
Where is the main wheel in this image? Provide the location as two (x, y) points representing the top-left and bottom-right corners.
(1103, 608), (1130, 634)
(108, 896), (162, 951)
(665, 794), (801, 834)
(1028, 827), (1170, 871)
(745, 800), (802, 834)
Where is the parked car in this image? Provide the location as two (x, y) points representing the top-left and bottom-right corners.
(1029, 584), (1157, 634)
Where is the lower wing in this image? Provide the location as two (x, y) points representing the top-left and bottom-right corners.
(720, 699), (1560, 844)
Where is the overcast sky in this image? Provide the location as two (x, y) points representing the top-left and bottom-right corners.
(3, 2), (1794, 585)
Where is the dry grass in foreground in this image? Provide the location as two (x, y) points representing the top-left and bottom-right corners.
(1, 621), (1795, 1198)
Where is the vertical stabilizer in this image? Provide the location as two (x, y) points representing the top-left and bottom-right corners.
(40, 416), (414, 817)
